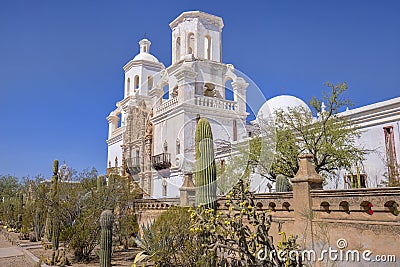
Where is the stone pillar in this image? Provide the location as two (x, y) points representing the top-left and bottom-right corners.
(291, 154), (323, 251)
(175, 63), (197, 105)
(107, 114), (119, 138)
(180, 173), (195, 206)
(231, 77), (248, 113)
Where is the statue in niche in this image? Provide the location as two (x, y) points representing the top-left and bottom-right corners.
(145, 110), (153, 160)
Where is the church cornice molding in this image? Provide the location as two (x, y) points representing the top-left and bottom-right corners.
(107, 133), (123, 146)
(123, 59), (165, 73)
(151, 102), (247, 124)
(341, 97), (400, 129)
(169, 11), (224, 31)
(167, 59), (228, 74)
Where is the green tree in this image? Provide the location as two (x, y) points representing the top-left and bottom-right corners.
(0, 175), (22, 227)
(256, 81), (366, 182)
(0, 175), (20, 199)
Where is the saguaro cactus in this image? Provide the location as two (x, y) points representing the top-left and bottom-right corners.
(100, 210), (114, 267)
(50, 160), (60, 265)
(97, 175), (105, 191)
(275, 175), (291, 192)
(195, 118), (217, 210)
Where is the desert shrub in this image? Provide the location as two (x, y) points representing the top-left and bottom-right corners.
(190, 178), (300, 266)
(136, 206), (204, 266)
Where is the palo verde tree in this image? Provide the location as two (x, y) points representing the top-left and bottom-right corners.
(255, 81), (366, 182)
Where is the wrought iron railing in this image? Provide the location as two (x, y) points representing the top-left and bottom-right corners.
(152, 153), (171, 170)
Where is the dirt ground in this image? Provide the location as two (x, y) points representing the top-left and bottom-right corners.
(1, 229), (141, 266)
(29, 246), (140, 267)
(0, 231), (35, 267)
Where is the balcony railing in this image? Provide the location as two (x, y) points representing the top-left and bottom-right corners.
(152, 153), (171, 171)
(154, 97), (179, 115)
(195, 96), (238, 111)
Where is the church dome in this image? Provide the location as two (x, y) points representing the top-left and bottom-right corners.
(132, 38), (160, 63)
(257, 95), (311, 121)
(133, 52), (159, 63)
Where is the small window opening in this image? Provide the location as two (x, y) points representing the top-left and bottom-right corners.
(205, 35), (211, 60)
(134, 75), (140, 90)
(188, 33), (195, 54)
(148, 76), (153, 90)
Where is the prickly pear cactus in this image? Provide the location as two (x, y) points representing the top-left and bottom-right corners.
(195, 118), (217, 210)
(100, 210), (114, 267)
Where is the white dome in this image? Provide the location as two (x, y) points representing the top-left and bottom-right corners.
(257, 95), (311, 121)
(132, 52), (159, 63)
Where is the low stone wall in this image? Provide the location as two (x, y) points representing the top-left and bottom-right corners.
(134, 155), (400, 265)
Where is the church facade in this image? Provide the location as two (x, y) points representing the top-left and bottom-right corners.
(106, 11), (248, 198)
(106, 11), (400, 198)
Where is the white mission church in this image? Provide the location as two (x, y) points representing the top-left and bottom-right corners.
(106, 11), (400, 198)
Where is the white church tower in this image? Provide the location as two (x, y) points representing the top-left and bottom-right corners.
(150, 11), (249, 198)
(106, 38), (164, 175)
(106, 11), (249, 199)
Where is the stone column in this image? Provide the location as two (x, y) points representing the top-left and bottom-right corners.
(175, 63), (197, 105)
(107, 114), (119, 138)
(291, 154), (323, 251)
(231, 77), (248, 113)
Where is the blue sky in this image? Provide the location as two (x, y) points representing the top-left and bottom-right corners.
(1, 0), (399, 178)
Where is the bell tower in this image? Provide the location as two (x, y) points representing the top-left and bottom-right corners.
(170, 11), (224, 64)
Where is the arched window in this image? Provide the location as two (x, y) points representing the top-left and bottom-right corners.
(176, 37), (181, 62)
(134, 75), (139, 90)
(148, 76), (153, 90)
(126, 78), (130, 95)
(187, 33), (195, 54)
(176, 139), (180, 154)
(162, 84), (169, 99)
(205, 35), (211, 60)
(224, 79), (234, 100)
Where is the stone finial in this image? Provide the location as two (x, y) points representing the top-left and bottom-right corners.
(291, 154), (323, 189)
(182, 173), (195, 188)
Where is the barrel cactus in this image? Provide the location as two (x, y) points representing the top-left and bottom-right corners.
(100, 210), (114, 267)
(195, 118), (217, 210)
